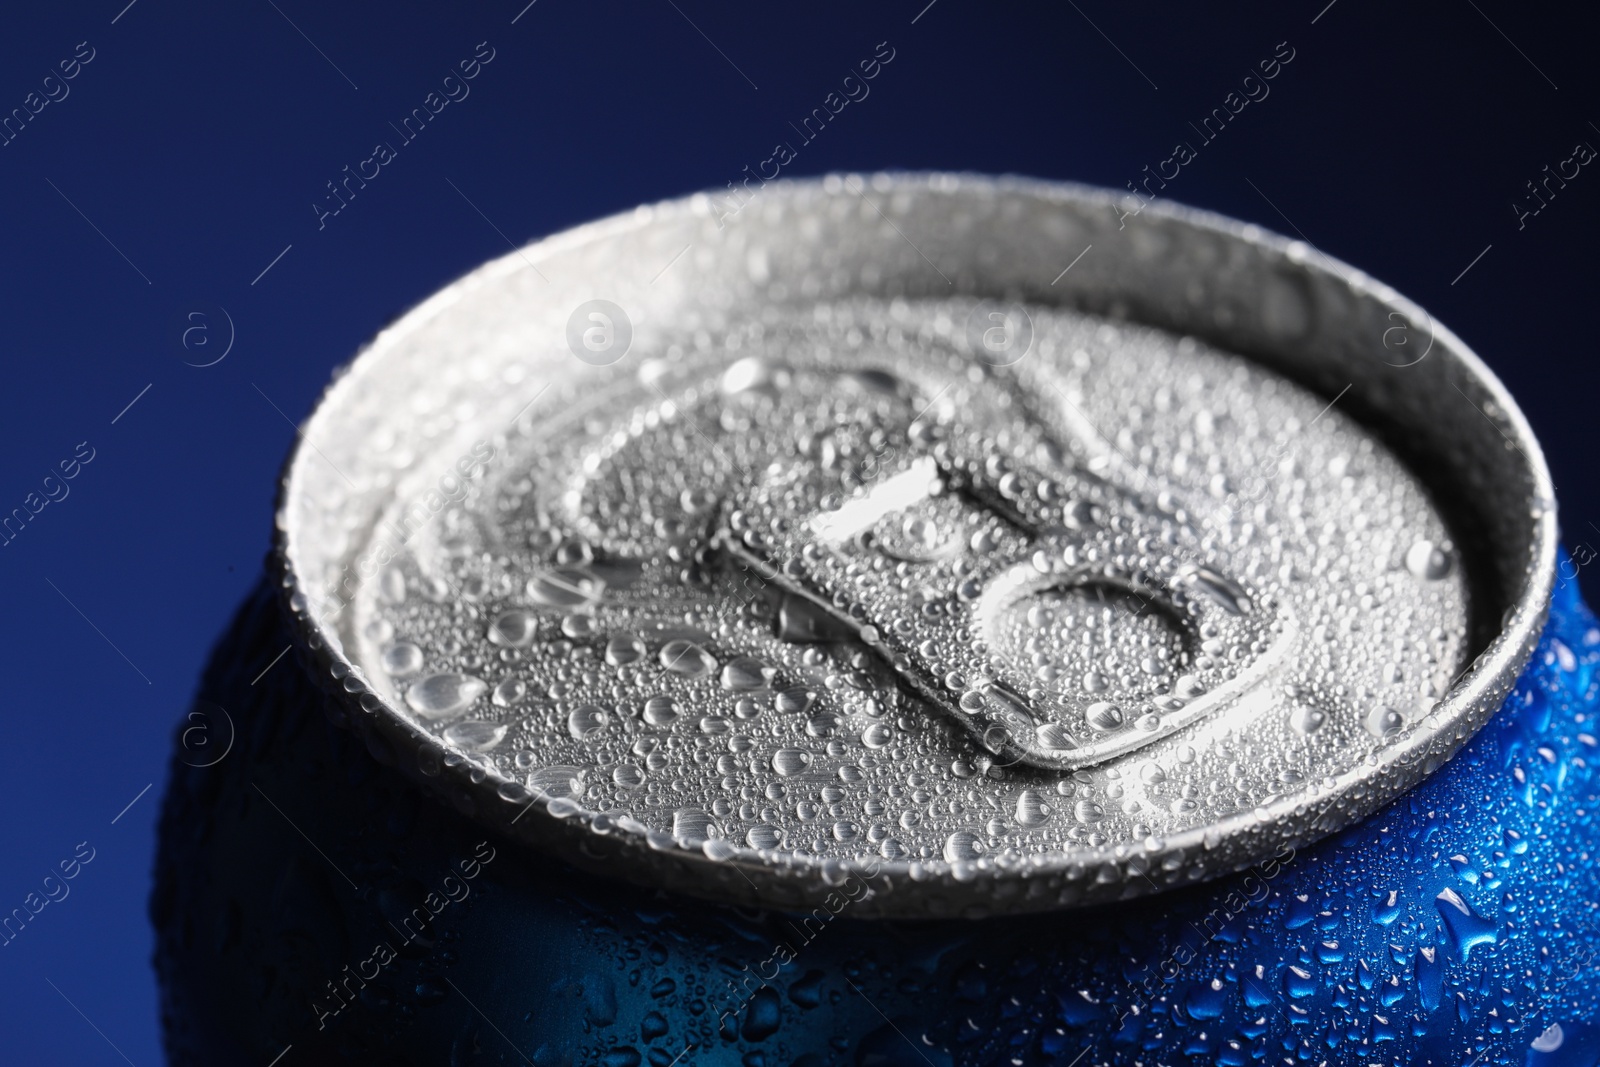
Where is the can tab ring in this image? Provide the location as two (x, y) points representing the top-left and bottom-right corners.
(721, 414), (1294, 771)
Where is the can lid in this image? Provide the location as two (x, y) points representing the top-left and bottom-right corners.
(277, 174), (1555, 917)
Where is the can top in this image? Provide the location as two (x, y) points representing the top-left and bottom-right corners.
(277, 174), (1555, 917)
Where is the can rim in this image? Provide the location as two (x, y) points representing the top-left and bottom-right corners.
(273, 172), (1556, 916)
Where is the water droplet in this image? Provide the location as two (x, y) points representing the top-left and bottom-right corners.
(1064, 499), (1099, 529)
(443, 720), (507, 752)
(721, 656), (775, 691)
(806, 713), (839, 738)
(740, 987), (782, 1041)
(554, 538), (594, 566)
(774, 686), (815, 714)
(378, 567), (406, 604)
(680, 486), (718, 514)
(561, 614), (596, 638)
(775, 594), (855, 642)
(943, 831), (985, 862)
(568, 703), (609, 740)
(747, 824), (782, 849)
(1405, 539), (1452, 580)
(642, 695), (679, 726)
(381, 642), (425, 677)
(672, 808), (716, 845)
(640, 1012), (670, 1042)
(1415, 944), (1444, 1011)
(1531, 1023), (1564, 1055)
(660, 639), (716, 678)
(404, 673), (486, 719)
(526, 765), (582, 799)
(702, 838), (737, 861)
(1283, 965), (1315, 999)
(772, 748), (812, 776)
(528, 568), (602, 606)
(720, 355), (778, 395)
(487, 610), (537, 647)
(492, 677), (527, 707)
(1365, 705), (1404, 739)
(1036, 722), (1076, 750)
(1181, 565), (1251, 615)
(613, 763), (645, 788)
(1184, 978), (1226, 1020)
(1435, 887), (1498, 960)
(1087, 702), (1124, 730)
(1015, 789), (1052, 827)
(605, 633), (646, 666)
(1290, 704), (1325, 734)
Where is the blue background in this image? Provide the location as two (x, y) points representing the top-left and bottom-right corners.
(1, 1), (1596, 1062)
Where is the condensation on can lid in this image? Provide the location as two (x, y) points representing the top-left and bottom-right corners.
(276, 174), (1555, 918)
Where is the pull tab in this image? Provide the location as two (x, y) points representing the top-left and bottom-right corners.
(723, 440), (1293, 771)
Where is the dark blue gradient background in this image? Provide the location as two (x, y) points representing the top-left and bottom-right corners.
(0, 2), (1595, 1062)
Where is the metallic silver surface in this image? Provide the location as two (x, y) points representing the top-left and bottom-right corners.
(274, 174), (1555, 917)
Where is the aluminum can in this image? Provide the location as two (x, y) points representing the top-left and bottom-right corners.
(153, 175), (1597, 1066)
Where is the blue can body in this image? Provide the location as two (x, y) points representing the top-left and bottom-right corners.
(153, 556), (1600, 1066)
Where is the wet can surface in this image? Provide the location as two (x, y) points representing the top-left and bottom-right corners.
(153, 176), (1599, 1065)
